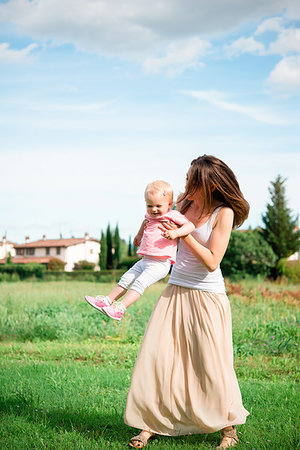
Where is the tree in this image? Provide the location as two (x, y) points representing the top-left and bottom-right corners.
(99, 230), (107, 270)
(113, 224), (121, 269)
(221, 229), (276, 278)
(128, 236), (132, 257)
(261, 175), (300, 263)
(6, 252), (12, 264)
(106, 224), (113, 269)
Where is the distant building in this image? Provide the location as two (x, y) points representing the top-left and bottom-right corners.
(0, 236), (16, 261)
(0, 233), (100, 271)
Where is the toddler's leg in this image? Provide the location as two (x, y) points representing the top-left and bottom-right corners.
(107, 285), (127, 303)
(121, 258), (170, 308)
(107, 260), (144, 302)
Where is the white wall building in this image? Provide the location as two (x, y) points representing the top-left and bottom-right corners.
(0, 233), (100, 271)
(0, 237), (16, 261)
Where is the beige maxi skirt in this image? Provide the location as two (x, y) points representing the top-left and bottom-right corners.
(124, 284), (249, 436)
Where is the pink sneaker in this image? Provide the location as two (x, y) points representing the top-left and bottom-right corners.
(85, 295), (111, 313)
(102, 302), (125, 321)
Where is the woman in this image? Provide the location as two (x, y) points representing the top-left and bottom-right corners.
(124, 155), (250, 448)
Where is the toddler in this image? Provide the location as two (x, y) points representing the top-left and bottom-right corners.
(85, 180), (195, 320)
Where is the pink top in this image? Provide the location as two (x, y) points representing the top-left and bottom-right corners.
(137, 210), (189, 264)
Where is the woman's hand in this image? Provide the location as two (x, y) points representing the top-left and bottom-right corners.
(159, 221), (179, 240)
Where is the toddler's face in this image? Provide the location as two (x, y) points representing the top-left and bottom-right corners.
(145, 192), (171, 218)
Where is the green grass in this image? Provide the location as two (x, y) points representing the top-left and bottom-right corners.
(0, 280), (299, 449)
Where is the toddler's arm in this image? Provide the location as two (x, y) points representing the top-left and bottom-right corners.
(163, 220), (194, 241)
(133, 219), (147, 247)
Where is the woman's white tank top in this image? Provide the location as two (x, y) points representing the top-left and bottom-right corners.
(168, 207), (226, 293)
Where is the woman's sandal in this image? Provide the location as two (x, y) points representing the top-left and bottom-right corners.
(216, 426), (239, 448)
(129, 431), (155, 448)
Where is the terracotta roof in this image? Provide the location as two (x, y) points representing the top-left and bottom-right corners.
(0, 256), (65, 265)
(14, 237), (99, 249)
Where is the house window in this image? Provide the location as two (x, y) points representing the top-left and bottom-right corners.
(90, 249), (93, 254)
(26, 248), (35, 255)
(46, 248), (50, 255)
(56, 247), (61, 255)
(16, 248), (24, 255)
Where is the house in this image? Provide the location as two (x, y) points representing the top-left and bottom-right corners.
(0, 236), (16, 261)
(0, 233), (100, 271)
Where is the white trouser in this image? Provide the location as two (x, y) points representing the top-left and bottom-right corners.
(118, 257), (171, 295)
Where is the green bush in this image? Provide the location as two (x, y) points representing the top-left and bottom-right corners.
(0, 263), (46, 280)
(117, 256), (141, 270)
(221, 229), (277, 278)
(47, 258), (65, 271)
(73, 260), (95, 271)
(277, 259), (300, 283)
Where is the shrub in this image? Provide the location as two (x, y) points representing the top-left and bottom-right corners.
(277, 260), (300, 283)
(221, 229), (277, 278)
(47, 258), (65, 271)
(73, 260), (95, 271)
(117, 256), (141, 270)
(0, 263), (46, 280)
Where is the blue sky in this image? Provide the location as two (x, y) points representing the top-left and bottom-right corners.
(0, 0), (299, 244)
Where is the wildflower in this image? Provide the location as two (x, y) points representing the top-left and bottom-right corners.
(271, 336), (275, 339)
(263, 343), (266, 346)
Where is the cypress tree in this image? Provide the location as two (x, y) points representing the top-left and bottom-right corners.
(113, 224), (121, 268)
(99, 230), (107, 270)
(261, 175), (300, 266)
(106, 224), (113, 269)
(128, 236), (132, 257)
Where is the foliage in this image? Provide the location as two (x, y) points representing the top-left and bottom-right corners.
(261, 175), (300, 264)
(99, 230), (107, 270)
(106, 224), (113, 270)
(128, 236), (132, 257)
(0, 263), (46, 279)
(117, 256), (141, 270)
(47, 258), (65, 272)
(113, 224), (121, 269)
(221, 229), (276, 278)
(6, 252), (12, 264)
(277, 260), (300, 283)
(73, 260), (95, 271)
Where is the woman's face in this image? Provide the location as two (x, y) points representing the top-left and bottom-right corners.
(185, 168), (203, 202)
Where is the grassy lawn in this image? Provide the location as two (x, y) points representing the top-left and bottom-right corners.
(0, 280), (299, 449)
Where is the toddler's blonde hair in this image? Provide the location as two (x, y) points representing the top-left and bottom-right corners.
(144, 180), (173, 204)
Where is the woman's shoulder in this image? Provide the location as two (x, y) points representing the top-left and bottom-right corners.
(213, 206), (234, 228)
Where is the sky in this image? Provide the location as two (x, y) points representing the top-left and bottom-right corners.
(0, 0), (299, 244)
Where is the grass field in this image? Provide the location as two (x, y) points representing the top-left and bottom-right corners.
(0, 280), (299, 449)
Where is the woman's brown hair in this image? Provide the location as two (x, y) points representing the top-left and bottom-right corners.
(180, 155), (249, 229)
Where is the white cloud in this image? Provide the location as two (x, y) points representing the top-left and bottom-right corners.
(143, 37), (211, 76)
(0, 0), (299, 58)
(268, 27), (300, 55)
(224, 36), (265, 57)
(182, 90), (286, 125)
(255, 16), (284, 35)
(268, 55), (300, 88)
(0, 42), (37, 62)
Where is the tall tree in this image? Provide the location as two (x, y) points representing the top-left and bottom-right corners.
(106, 224), (113, 269)
(261, 175), (300, 264)
(128, 236), (132, 257)
(99, 230), (107, 270)
(113, 224), (121, 268)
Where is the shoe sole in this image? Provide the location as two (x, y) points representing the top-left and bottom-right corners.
(103, 309), (123, 321)
(85, 296), (107, 315)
